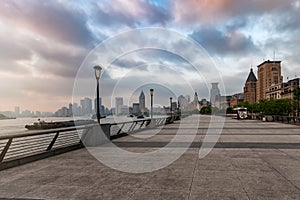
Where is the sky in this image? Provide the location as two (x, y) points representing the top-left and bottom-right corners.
(0, 0), (300, 112)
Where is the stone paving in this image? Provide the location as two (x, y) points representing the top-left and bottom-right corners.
(0, 115), (300, 200)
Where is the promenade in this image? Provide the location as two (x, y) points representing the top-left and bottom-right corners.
(1, 115), (300, 200)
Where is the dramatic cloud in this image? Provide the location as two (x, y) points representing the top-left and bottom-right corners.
(0, 0), (95, 46)
(190, 26), (259, 56)
(0, 1), (299, 111)
(173, 0), (292, 25)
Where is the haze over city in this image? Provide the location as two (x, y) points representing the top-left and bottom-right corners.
(1, 0), (300, 112)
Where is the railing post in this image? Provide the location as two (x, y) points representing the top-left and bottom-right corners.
(139, 121), (145, 129)
(0, 138), (12, 162)
(117, 124), (125, 135)
(47, 132), (59, 151)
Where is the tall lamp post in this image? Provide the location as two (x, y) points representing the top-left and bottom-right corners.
(150, 89), (154, 120)
(94, 65), (102, 124)
(170, 97), (173, 117)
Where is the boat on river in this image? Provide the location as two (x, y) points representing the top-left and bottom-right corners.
(25, 119), (96, 130)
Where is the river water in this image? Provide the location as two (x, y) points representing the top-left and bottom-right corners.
(0, 115), (163, 137)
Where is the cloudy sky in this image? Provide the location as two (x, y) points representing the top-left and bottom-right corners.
(0, 0), (300, 112)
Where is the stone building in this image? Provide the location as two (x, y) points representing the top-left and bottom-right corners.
(281, 78), (300, 99)
(244, 68), (257, 103)
(256, 60), (283, 102)
(139, 91), (146, 113)
(210, 82), (220, 106)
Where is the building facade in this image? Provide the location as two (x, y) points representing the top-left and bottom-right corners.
(210, 82), (220, 106)
(266, 83), (282, 99)
(281, 78), (300, 99)
(244, 68), (257, 103)
(230, 93), (244, 107)
(139, 91), (146, 113)
(256, 60), (283, 102)
(115, 97), (123, 115)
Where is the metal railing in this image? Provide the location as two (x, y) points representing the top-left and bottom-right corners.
(247, 113), (300, 125)
(0, 117), (171, 170)
(109, 117), (168, 137)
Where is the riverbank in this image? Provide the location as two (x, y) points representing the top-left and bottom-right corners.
(0, 114), (15, 120)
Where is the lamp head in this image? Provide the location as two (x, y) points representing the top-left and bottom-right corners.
(150, 88), (154, 95)
(94, 65), (102, 80)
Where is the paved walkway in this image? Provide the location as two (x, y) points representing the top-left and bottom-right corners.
(1, 115), (300, 200)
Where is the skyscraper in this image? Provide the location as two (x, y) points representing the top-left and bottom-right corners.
(244, 68), (257, 104)
(94, 97), (102, 113)
(14, 106), (20, 117)
(81, 97), (92, 115)
(115, 97), (123, 115)
(139, 91), (145, 113)
(256, 60), (283, 101)
(193, 92), (199, 110)
(210, 83), (220, 106)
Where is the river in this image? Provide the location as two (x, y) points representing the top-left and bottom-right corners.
(0, 115), (163, 136)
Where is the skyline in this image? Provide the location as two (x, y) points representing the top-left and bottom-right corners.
(1, 1), (300, 112)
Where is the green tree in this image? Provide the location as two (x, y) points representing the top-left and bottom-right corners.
(200, 106), (212, 115)
(226, 107), (234, 114)
(294, 86), (300, 116)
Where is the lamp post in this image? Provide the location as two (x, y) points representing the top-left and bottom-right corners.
(150, 89), (154, 120)
(94, 65), (102, 124)
(170, 97), (173, 116)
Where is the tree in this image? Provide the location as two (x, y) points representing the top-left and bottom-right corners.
(226, 107), (234, 114)
(294, 86), (300, 116)
(200, 106), (211, 115)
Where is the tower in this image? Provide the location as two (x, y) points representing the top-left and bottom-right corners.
(193, 92), (199, 110)
(210, 83), (220, 106)
(244, 68), (257, 104)
(256, 60), (283, 102)
(115, 97), (123, 115)
(139, 91), (145, 113)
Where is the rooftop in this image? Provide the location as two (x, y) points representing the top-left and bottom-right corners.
(246, 68), (257, 83)
(257, 60), (281, 68)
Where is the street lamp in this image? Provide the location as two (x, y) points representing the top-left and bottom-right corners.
(150, 89), (154, 120)
(94, 65), (102, 124)
(170, 97), (173, 116)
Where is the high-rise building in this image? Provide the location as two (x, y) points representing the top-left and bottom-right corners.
(139, 91), (145, 113)
(81, 98), (92, 115)
(115, 97), (123, 115)
(210, 83), (220, 106)
(94, 97), (102, 113)
(178, 95), (188, 110)
(193, 92), (199, 110)
(256, 60), (283, 102)
(185, 95), (191, 103)
(132, 103), (140, 115)
(14, 106), (20, 117)
(68, 103), (73, 117)
(244, 68), (257, 103)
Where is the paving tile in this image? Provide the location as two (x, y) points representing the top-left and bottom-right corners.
(196, 159), (235, 171)
(151, 166), (195, 178)
(247, 190), (300, 200)
(130, 189), (189, 200)
(193, 169), (239, 180)
(142, 176), (192, 190)
(231, 158), (273, 172)
(238, 172), (299, 193)
(72, 185), (137, 200)
(190, 189), (249, 200)
(20, 185), (83, 200)
(191, 176), (244, 192)
(0, 182), (40, 198)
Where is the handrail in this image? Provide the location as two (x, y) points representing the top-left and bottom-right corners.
(0, 116), (173, 170)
